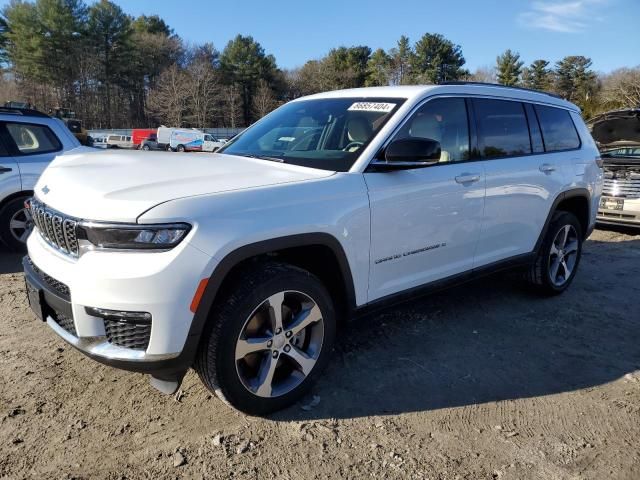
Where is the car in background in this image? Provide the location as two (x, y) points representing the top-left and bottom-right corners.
(91, 135), (109, 149)
(169, 129), (225, 152)
(106, 134), (134, 149)
(132, 128), (157, 149)
(590, 109), (640, 228)
(0, 106), (83, 250)
(140, 133), (168, 151)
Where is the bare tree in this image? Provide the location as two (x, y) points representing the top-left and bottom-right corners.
(600, 67), (640, 109)
(146, 64), (190, 127)
(464, 65), (497, 83)
(186, 58), (220, 129)
(252, 79), (277, 119)
(221, 84), (243, 128)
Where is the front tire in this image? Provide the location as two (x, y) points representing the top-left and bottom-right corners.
(176, 145), (185, 152)
(525, 211), (583, 295)
(0, 196), (33, 252)
(195, 262), (336, 415)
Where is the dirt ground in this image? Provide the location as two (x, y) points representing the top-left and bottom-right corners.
(1, 227), (639, 480)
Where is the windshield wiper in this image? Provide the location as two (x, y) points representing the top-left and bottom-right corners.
(237, 153), (285, 163)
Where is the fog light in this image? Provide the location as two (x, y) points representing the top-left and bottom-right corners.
(85, 307), (151, 324)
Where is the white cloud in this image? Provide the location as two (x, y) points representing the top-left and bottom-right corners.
(518, 0), (610, 33)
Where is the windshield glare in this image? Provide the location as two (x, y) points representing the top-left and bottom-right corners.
(219, 98), (404, 171)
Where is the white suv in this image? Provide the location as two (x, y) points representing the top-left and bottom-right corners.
(0, 107), (82, 250)
(23, 84), (602, 414)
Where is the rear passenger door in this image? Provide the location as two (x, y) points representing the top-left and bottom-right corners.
(472, 99), (576, 266)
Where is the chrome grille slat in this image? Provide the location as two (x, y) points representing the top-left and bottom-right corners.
(603, 179), (640, 199)
(30, 199), (80, 257)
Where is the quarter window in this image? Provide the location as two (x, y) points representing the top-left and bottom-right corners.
(474, 99), (531, 159)
(6, 123), (62, 155)
(390, 97), (470, 163)
(534, 105), (580, 151)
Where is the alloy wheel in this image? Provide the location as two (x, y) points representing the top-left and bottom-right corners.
(235, 290), (324, 398)
(9, 206), (33, 244)
(548, 224), (579, 287)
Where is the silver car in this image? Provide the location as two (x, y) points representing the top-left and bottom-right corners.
(0, 107), (82, 250)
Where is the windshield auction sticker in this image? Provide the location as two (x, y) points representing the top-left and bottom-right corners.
(348, 102), (396, 113)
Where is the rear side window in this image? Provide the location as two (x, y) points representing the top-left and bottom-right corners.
(474, 99), (531, 159)
(0, 138), (8, 157)
(534, 105), (580, 151)
(6, 122), (62, 155)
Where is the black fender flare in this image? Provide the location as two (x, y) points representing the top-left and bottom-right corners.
(178, 233), (357, 368)
(534, 188), (592, 253)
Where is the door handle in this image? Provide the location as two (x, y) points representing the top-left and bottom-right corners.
(0, 167), (12, 174)
(455, 174), (481, 184)
(539, 163), (556, 173)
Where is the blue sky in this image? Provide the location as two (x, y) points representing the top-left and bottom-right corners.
(2, 0), (638, 72)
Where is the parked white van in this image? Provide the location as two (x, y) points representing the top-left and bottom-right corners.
(169, 129), (225, 153)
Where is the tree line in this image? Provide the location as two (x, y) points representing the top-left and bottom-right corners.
(0, 0), (638, 129)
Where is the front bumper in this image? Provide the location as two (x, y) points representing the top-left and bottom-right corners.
(597, 197), (640, 227)
(24, 231), (214, 379)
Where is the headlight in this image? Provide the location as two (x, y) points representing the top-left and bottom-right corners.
(78, 223), (191, 250)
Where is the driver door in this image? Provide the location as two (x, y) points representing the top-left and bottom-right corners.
(364, 97), (486, 301)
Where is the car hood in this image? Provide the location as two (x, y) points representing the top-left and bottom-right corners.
(589, 109), (640, 148)
(34, 150), (334, 222)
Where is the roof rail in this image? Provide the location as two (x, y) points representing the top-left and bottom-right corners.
(439, 81), (564, 100)
(0, 107), (50, 118)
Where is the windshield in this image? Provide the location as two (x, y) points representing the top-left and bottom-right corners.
(601, 146), (640, 158)
(219, 97), (404, 171)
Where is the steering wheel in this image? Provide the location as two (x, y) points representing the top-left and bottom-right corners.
(342, 141), (364, 152)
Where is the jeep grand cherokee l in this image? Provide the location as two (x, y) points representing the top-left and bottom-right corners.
(23, 83), (602, 414)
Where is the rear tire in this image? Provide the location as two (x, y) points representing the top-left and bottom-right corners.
(0, 196), (33, 252)
(142, 144), (150, 151)
(525, 211), (583, 295)
(195, 262), (336, 415)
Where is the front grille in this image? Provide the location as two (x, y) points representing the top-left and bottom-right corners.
(54, 312), (77, 336)
(30, 198), (80, 257)
(104, 320), (151, 351)
(25, 256), (70, 299)
(603, 167), (640, 199)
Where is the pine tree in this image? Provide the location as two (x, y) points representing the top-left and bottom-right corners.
(521, 59), (551, 91)
(411, 33), (466, 84)
(365, 48), (391, 86)
(496, 49), (524, 86)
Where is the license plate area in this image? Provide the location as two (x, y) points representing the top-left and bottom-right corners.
(600, 196), (624, 211)
(25, 276), (47, 322)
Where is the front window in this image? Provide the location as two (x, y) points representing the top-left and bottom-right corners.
(219, 97), (405, 171)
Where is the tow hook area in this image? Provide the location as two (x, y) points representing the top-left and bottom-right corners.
(150, 376), (182, 395)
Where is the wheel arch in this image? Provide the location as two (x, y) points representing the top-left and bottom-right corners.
(185, 233), (357, 351)
(0, 190), (33, 212)
(534, 188), (591, 253)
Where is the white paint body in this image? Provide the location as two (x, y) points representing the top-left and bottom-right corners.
(27, 84), (602, 363)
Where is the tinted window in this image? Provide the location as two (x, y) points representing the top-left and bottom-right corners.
(390, 97), (470, 163)
(0, 137), (8, 157)
(474, 99), (531, 158)
(6, 123), (62, 155)
(535, 105), (580, 151)
(524, 103), (544, 153)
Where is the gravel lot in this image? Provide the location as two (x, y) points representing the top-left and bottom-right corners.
(1, 228), (639, 479)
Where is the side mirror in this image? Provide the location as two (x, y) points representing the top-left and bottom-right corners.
(370, 138), (441, 171)
(386, 138), (441, 162)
